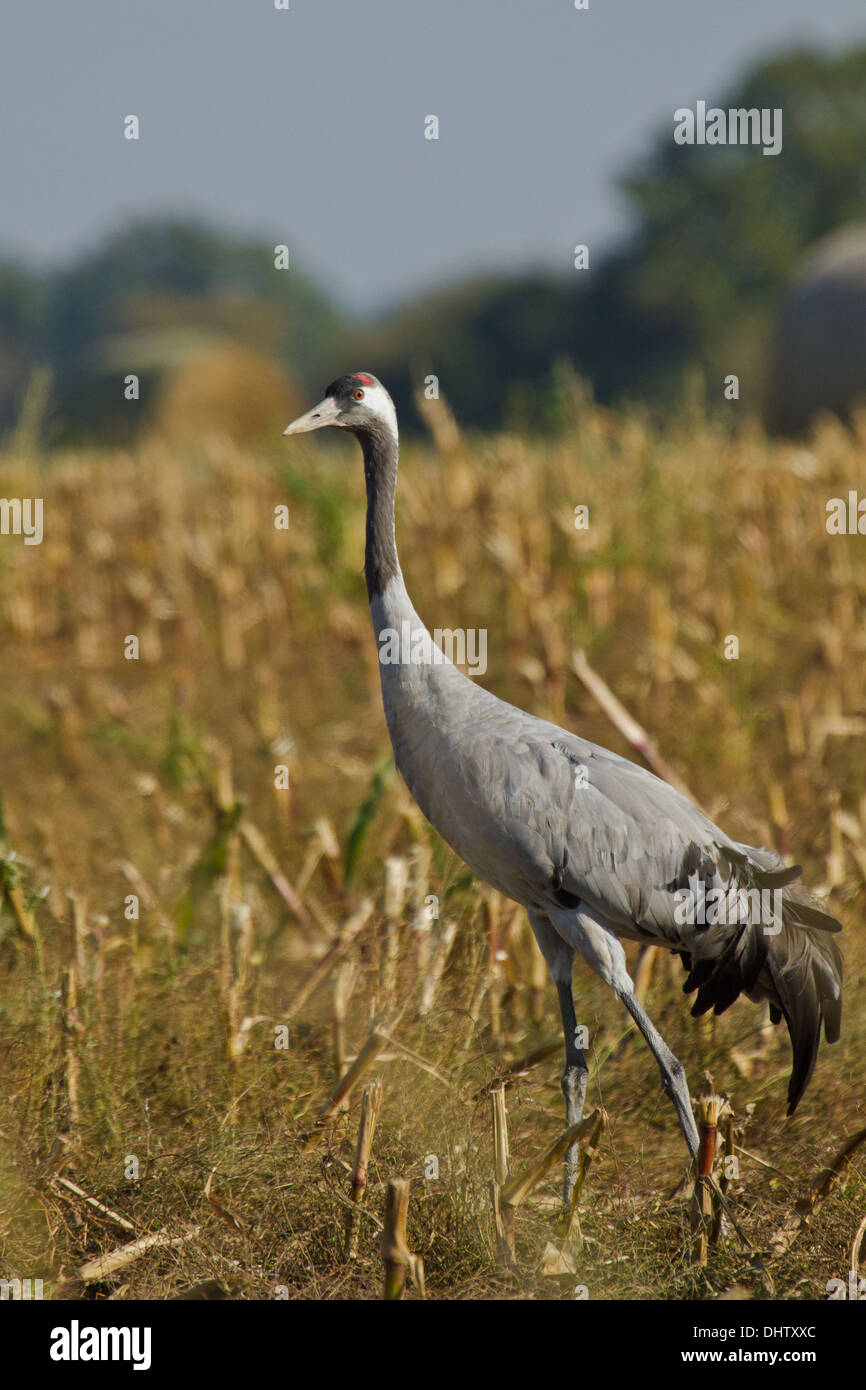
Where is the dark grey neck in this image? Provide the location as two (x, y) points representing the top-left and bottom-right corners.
(360, 423), (400, 601)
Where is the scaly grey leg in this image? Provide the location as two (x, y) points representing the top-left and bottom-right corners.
(527, 910), (589, 1204)
(619, 989), (699, 1158)
(556, 975), (589, 1203)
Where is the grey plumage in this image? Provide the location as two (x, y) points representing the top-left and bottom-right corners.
(286, 373), (843, 1192)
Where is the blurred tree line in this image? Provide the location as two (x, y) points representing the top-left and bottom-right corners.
(0, 222), (344, 444)
(1, 46), (865, 445)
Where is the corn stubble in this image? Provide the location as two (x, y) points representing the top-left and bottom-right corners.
(0, 393), (864, 1300)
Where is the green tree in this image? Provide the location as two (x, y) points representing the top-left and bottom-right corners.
(621, 46), (866, 401)
(362, 46), (866, 427)
(0, 219), (348, 443)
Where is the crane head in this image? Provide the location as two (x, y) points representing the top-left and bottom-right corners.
(284, 373), (397, 441)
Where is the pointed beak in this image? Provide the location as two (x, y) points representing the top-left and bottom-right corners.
(283, 396), (342, 435)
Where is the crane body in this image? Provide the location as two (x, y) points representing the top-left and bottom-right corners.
(286, 373), (843, 1196)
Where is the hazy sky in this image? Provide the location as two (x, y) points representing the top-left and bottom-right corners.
(2, 1), (865, 314)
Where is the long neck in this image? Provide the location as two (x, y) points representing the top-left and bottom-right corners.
(361, 423), (401, 601)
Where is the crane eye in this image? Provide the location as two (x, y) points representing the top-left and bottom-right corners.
(353, 388), (365, 401)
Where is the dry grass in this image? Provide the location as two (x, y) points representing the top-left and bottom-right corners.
(0, 388), (864, 1301)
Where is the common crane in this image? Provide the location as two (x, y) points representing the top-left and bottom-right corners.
(285, 373), (843, 1196)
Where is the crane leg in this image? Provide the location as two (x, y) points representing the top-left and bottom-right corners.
(556, 976), (589, 1203)
(618, 988), (699, 1158)
(527, 911), (588, 1204)
(549, 903), (700, 1162)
